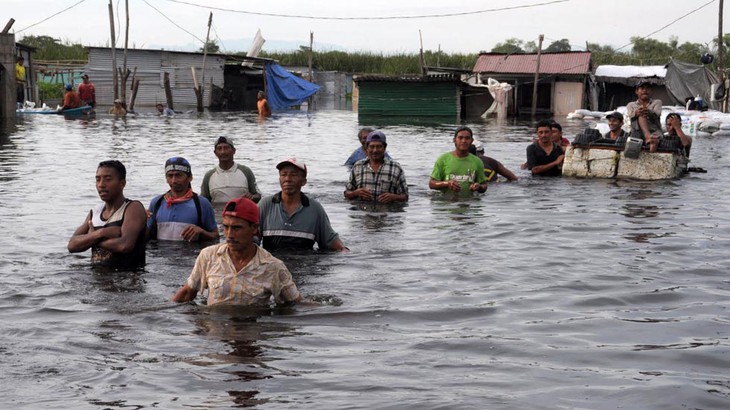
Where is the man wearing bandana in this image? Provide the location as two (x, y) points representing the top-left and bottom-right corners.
(147, 157), (219, 242)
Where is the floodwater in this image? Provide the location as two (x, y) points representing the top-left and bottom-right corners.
(0, 110), (729, 409)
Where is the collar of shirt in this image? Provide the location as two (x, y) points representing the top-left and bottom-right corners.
(215, 161), (237, 173)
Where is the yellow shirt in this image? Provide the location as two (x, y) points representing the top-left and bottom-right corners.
(15, 63), (26, 84)
(186, 243), (301, 306)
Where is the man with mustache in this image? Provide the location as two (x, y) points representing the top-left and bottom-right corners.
(147, 157), (219, 242)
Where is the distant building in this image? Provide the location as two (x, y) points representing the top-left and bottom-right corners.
(594, 65), (668, 111)
(84, 47), (225, 108)
(353, 73), (461, 119)
(472, 51), (593, 116)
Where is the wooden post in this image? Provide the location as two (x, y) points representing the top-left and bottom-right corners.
(121, 0), (130, 104)
(108, 0), (118, 101)
(308, 31), (314, 111)
(1, 19), (15, 34)
(531, 34), (544, 118)
(164, 72), (174, 110)
(129, 77), (140, 112)
(419, 30), (427, 76)
(196, 12), (213, 112)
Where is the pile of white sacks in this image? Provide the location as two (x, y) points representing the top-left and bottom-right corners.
(566, 106), (730, 137)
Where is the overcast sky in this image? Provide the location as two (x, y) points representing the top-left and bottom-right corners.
(5, 0), (726, 55)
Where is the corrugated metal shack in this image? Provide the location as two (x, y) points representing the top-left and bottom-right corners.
(472, 51), (593, 116)
(353, 73), (461, 119)
(84, 47), (225, 109)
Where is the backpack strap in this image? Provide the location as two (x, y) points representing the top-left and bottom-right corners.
(192, 193), (203, 228)
(148, 195), (165, 240)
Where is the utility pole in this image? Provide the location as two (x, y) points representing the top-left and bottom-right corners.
(719, 0), (726, 112)
(308, 31), (314, 112)
(531, 34), (544, 118)
(719, 0), (724, 78)
(197, 12), (212, 112)
(121, 0), (129, 106)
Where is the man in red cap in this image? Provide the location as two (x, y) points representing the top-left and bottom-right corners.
(172, 197), (306, 306)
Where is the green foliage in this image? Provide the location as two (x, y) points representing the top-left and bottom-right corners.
(19, 35), (86, 61)
(491, 38), (525, 54)
(199, 40), (220, 54)
(256, 50), (477, 75)
(38, 81), (64, 99)
(545, 39), (571, 52)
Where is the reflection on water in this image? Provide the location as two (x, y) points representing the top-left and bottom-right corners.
(1, 111), (729, 408)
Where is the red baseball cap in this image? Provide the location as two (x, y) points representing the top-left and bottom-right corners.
(222, 197), (259, 224)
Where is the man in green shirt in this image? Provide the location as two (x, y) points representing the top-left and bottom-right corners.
(429, 126), (488, 196)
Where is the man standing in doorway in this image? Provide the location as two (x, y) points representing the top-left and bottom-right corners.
(15, 56), (26, 105)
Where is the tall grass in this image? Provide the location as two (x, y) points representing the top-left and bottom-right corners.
(257, 50), (479, 75)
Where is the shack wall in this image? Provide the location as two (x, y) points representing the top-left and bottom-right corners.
(0, 34), (15, 121)
(85, 48), (224, 109)
(356, 81), (459, 117)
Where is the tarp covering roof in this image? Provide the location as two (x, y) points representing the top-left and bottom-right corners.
(472, 51), (591, 75)
(595, 65), (666, 78)
(665, 60), (720, 109)
(595, 65), (666, 85)
(265, 63), (320, 110)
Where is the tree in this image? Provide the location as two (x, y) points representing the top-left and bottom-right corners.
(491, 38), (525, 54)
(545, 39), (571, 52)
(630, 37), (673, 64)
(19, 34), (86, 60)
(198, 40), (220, 53)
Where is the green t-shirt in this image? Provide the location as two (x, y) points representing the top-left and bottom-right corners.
(430, 152), (487, 194)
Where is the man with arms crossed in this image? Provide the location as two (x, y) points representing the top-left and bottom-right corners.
(68, 160), (147, 269)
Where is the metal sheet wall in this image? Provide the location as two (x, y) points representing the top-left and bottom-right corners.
(85, 48), (224, 109)
(357, 82), (459, 118)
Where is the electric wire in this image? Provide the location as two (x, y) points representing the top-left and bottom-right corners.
(160, 0), (569, 20)
(140, 0), (206, 44)
(16, 0), (88, 33)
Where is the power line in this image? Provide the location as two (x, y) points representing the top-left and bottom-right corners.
(16, 0), (88, 33)
(140, 0), (205, 45)
(614, 0), (715, 52)
(160, 0), (569, 20)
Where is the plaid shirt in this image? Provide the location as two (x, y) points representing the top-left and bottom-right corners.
(346, 158), (408, 198)
(186, 243), (300, 306)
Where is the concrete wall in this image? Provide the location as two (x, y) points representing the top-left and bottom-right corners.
(0, 33), (16, 122)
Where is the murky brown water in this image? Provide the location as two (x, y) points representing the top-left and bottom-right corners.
(1, 110), (728, 409)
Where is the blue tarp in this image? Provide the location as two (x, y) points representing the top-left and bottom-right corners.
(265, 63), (320, 111)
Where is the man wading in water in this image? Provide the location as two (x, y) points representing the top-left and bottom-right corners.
(67, 160), (147, 269)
